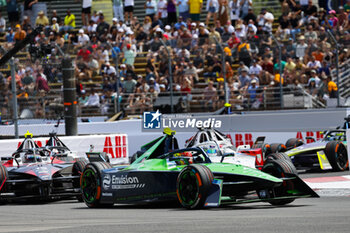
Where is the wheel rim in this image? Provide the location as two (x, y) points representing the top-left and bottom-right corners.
(178, 169), (199, 206)
(336, 145), (348, 169)
(81, 168), (98, 204)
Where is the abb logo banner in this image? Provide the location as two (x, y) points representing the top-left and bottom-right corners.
(103, 135), (127, 158)
(230, 131), (324, 148)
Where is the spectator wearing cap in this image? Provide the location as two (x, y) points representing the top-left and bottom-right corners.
(178, 0), (189, 21)
(157, 0), (168, 25)
(96, 15), (110, 36)
(104, 62), (117, 76)
(325, 10), (338, 30)
(6, 0), (19, 28)
(63, 10), (76, 31)
(257, 8), (274, 32)
(205, 0), (219, 26)
(6, 27), (15, 43)
(124, 0), (135, 25)
(249, 60), (262, 76)
(188, 0), (203, 23)
(80, 0), (92, 27)
(35, 10), (49, 28)
(113, 0), (124, 22)
(238, 69), (250, 89)
(51, 17), (59, 33)
(14, 24), (26, 42)
(123, 43), (136, 66)
(78, 29), (90, 45)
(246, 78), (260, 108)
(307, 70), (321, 87)
(295, 35), (308, 60)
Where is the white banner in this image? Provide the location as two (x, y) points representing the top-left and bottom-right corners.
(0, 134), (129, 164)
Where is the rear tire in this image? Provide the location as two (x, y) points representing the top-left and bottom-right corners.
(80, 162), (114, 208)
(252, 143), (271, 160)
(285, 138), (304, 149)
(72, 160), (88, 202)
(269, 143), (287, 154)
(176, 165), (213, 209)
(261, 159), (297, 205)
(0, 164), (8, 204)
(325, 141), (349, 171)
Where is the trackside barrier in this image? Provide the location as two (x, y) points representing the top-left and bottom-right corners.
(0, 134), (129, 164)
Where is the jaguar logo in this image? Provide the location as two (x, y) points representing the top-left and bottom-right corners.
(103, 174), (111, 189)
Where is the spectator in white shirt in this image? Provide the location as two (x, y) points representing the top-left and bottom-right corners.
(78, 29), (90, 45)
(249, 60), (262, 75)
(85, 89), (100, 106)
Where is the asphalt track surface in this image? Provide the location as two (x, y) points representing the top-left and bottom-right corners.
(0, 170), (349, 233)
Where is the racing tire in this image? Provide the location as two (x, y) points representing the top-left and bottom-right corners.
(130, 151), (144, 164)
(72, 160), (89, 202)
(269, 143), (287, 154)
(0, 164), (8, 204)
(285, 138), (304, 149)
(80, 162), (114, 208)
(252, 143), (271, 160)
(261, 159), (297, 205)
(176, 164), (213, 209)
(266, 152), (293, 165)
(325, 141), (349, 171)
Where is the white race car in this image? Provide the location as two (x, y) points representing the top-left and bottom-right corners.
(185, 128), (265, 169)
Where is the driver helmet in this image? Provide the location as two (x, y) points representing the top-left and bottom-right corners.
(203, 145), (217, 157)
(24, 153), (42, 163)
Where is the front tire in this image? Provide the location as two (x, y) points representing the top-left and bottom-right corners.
(325, 141), (349, 171)
(0, 164), (8, 204)
(261, 159), (297, 205)
(80, 162), (113, 208)
(176, 165), (213, 209)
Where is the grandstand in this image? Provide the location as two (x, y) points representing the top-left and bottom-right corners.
(0, 0), (349, 121)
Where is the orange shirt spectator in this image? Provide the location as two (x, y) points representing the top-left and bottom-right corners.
(14, 25), (26, 42)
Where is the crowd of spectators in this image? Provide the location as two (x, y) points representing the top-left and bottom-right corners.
(0, 0), (350, 119)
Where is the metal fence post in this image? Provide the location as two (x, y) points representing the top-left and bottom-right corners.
(10, 58), (19, 139)
(213, 36), (229, 104)
(270, 33), (284, 109)
(160, 38), (174, 113)
(327, 29), (340, 107)
(62, 56), (77, 136)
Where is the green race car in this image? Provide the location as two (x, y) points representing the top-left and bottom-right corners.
(80, 129), (318, 209)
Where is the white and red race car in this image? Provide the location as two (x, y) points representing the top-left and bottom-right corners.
(184, 128), (266, 169)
